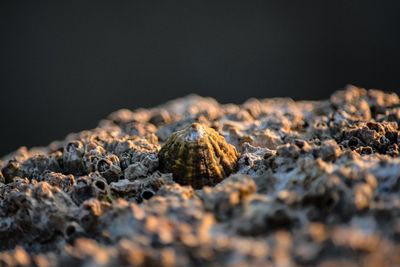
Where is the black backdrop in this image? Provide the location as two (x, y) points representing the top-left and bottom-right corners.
(1, 0), (400, 155)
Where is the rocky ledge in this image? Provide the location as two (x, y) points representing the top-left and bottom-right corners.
(1, 85), (400, 267)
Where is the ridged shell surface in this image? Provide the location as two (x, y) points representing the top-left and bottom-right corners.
(158, 123), (239, 189)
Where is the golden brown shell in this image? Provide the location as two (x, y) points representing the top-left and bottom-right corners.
(158, 123), (239, 189)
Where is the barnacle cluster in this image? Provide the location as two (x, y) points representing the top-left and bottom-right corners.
(1, 86), (400, 266)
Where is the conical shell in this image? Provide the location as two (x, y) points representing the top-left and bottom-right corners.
(158, 123), (239, 189)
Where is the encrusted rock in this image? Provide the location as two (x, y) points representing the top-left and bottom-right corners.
(1, 87), (400, 266)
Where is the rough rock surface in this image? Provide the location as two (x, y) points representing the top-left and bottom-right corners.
(1, 85), (400, 267)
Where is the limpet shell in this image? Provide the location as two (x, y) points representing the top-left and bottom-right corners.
(158, 123), (239, 189)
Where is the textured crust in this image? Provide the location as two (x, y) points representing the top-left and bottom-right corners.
(2, 88), (400, 266)
(158, 123), (238, 188)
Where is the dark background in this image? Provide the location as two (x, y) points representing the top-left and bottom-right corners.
(1, 1), (400, 156)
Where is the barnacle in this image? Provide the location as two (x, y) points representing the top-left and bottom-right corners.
(1, 159), (22, 183)
(83, 146), (106, 173)
(158, 123), (239, 189)
(63, 141), (86, 175)
(20, 154), (61, 180)
(96, 154), (122, 183)
(109, 171), (174, 201)
(43, 171), (75, 193)
(124, 153), (158, 180)
(140, 188), (156, 200)
(70, 174), (112, 205)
